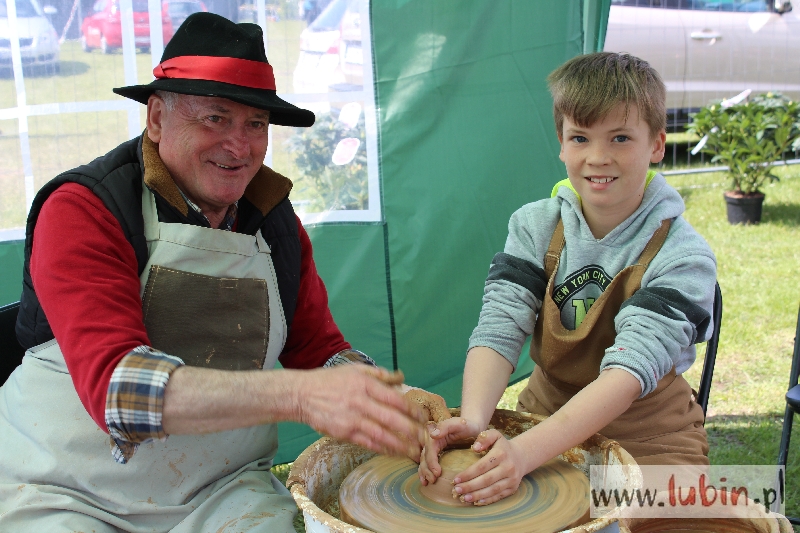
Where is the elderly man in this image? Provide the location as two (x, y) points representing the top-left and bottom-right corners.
(0, 13), (432, 533)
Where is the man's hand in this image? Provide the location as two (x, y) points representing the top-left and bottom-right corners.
(418, 416), (481, 485)
(451, 429), (528, 506)
(162, 364), (426, 458)
(296, 364), (427, 458)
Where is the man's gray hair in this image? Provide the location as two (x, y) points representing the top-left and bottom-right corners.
(154, 90), (181, 111)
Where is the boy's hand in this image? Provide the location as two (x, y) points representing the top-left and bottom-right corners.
(418, 417), (481, 485)
(451, 429), (529, 506)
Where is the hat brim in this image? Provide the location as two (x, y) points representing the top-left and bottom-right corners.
(113, 78), (315, 128)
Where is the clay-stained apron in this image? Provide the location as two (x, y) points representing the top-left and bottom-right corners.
(0, 184), (297, 532)
(518, 219), (708, 465)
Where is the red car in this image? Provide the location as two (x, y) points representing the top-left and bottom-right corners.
(80, 0), (173, 53)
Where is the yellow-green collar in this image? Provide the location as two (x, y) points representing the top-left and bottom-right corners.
(550, 170), (658, 199)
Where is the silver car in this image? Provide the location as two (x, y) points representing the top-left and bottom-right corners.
(604, 0), (800, 129)
(0, 0), (59, 74)
(292, 0), (361, 95)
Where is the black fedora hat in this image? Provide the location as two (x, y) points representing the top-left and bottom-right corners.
(113, 12), (314, 127)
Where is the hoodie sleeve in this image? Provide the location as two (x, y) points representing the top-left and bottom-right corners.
(467, 202), (556, 369)
(600, 219), (717, 397)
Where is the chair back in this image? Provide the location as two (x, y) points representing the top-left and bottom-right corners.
(0, 302), (25, 385)
(777, 304), (800, 526)
(696, 282), (723, 417)
(785, 304), (800, 410)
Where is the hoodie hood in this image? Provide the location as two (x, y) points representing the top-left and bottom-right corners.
(556, 171), (684, 247)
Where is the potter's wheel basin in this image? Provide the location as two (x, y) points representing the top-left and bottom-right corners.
(287, 408), (638, 533)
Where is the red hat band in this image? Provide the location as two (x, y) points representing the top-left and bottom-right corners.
(153, 56), (276, 91)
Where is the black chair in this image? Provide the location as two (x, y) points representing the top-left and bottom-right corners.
(777, 305), (800, 526)
(696, 282), (723, 418)
(0, 301), (25, 385)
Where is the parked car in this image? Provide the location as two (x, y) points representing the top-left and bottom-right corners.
(166, 0), (206, 30)
(0, 0), (60, 74)
(604, 0), (800, 130)
(80, 0), (173, 54)
(292, 0), (363, 94)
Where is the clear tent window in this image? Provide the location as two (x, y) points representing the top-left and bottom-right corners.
(0, 0), (380, 242)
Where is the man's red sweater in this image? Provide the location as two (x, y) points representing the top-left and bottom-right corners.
(31, 183), (350, 430)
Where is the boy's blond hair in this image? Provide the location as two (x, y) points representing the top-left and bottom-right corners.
(548, 52), (666, 139)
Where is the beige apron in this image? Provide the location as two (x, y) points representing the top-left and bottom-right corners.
(517, 219), (708, 466)
(0, 184), (296, 532)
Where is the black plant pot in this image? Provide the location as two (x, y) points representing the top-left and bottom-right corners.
(724, 192), (765, 225)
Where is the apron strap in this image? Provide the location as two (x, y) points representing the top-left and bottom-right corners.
(141, 184), (161, 242)
(544, 219), (566, 279)
(543, 218), (671, 279)
(635, 219), (671, 269)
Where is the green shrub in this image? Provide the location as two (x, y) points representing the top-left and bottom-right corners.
(687, 93), (800, 195)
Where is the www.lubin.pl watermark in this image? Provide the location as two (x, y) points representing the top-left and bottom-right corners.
(589, 466), (786, 519)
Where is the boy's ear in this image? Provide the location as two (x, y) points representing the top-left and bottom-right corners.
(650, 130), (667, 164)
(557, 132), (565, 162)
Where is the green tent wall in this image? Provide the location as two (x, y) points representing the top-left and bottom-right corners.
(0, 242), (23, 307)
(0, 0), (611, 465)
(274, 0), (610, 463)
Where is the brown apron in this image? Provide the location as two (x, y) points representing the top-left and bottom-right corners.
(517, 219), (708, 465)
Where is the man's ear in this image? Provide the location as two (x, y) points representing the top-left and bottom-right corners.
(146, 94), (164, 144)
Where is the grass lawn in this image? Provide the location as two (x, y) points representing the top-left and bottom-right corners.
(671, 165), (800, 528)
(275, 163), (800, 532)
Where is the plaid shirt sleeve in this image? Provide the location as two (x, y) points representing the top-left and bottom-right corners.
(105, 347), (369, 463)
(105, 345), (184, 464)
(322, 349), (376, 368)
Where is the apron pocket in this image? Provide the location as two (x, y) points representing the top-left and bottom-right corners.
(142, 265), (269, 370)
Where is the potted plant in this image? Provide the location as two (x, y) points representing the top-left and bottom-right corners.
(687, 92), (800, 224)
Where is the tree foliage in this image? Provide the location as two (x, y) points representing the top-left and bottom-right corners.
(285, 110), (368, 211)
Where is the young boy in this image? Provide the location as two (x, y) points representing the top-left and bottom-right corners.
(419, 52), (717, 506)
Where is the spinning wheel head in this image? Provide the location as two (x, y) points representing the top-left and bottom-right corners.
(290, 410), (642, 533)
(339, 453), (591, 533)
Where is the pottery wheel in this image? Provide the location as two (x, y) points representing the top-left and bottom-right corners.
(339, 452), (590, 533)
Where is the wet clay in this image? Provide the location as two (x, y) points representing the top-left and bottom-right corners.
(417, 448), (479, 506)
(338, 453), (591, 533)
(404, 389), (451, 423)
(378, 370), (405, 386)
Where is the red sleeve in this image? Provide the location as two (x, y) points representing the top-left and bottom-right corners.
(31, 183), (151, 431)
(278, 217), (351, 369)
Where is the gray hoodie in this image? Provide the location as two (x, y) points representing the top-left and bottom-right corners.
(468, 173), (717, 397)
